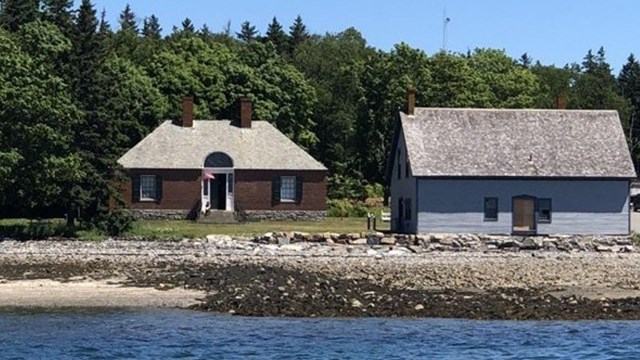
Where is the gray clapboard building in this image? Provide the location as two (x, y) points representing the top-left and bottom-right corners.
(389, 93), (636, 235)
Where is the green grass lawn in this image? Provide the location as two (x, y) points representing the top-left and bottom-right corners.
(0, 217), (389, 240)
(127, 217), (389, 239)
(0, 218), (70, 240)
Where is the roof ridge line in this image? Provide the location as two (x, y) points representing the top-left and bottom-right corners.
(410, 108), (618, 112)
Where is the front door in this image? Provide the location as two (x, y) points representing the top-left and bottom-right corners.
(512, 197), (536, 234)
(212, 174), (226, 210)
(202, 171), (234, 211)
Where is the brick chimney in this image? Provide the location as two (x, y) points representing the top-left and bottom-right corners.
(182, 96), (194, 127)
(407, 88), (416, 115)
(555, 93), (568, 110)
(240, 97), (252, 128)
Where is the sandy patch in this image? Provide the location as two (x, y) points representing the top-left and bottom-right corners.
(0, 278), (206, 308)
(548, 286), (640, 301)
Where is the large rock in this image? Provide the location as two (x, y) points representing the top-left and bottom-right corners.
(276, 236), (290, 245)
(366, 235), (380, 246)
(596, 245), (613, 252)
(294, 232), (311, 241)
(437, 236), (455, 246)
(520, 237), (543, 250)
(380, 237), (396, 246)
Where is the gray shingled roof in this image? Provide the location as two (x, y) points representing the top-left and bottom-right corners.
(118, 120), (327, 170)
(401, 108), (636, 178)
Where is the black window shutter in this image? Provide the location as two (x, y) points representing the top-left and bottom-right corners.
(132, 175), (140, 202)
(155, 175), (163, 201)
(272, 177), (281, 203)
(295, 176), (303, 203)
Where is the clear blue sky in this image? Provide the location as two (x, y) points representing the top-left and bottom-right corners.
(90, 0), (639, 72)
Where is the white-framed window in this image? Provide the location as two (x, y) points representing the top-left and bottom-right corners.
(280, 176), (296, 202)
(140, 175), (157, 201)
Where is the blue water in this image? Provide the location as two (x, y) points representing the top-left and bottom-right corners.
(0, 308), (639, 359)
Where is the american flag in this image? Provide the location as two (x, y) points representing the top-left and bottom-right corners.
(203, 171), (215, 180)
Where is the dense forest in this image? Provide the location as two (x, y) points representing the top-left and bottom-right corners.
(1, 0), (640, 232)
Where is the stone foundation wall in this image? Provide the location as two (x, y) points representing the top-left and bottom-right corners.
(237, 210), (326, 222)
(132, 209), (191, 220)
(132, 209), (326, 221)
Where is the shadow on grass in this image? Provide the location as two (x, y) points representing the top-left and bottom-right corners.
(0, 220), (77, 240)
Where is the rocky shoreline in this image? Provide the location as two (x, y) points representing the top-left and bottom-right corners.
(1, 236), (640, 319)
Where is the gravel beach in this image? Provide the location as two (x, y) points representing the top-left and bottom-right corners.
(1, 237), (640, 319)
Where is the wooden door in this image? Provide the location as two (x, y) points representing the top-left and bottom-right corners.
(513, 197), (536, 234)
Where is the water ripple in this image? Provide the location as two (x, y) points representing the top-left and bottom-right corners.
(1, 309), (639, 359)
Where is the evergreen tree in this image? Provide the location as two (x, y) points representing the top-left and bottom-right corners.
(289, 15), (309, 53)
(619, 54), (640, 170)
(518, 52), (532, 68)
(71, 0), (102, 103)
(98, 7), (110, 34)
(236, 20), (257, 42)
(0, 0), (39, 31)
(42, 0), (74, 36)
(265, 16), (287, 54)
(68, 0), (113, 226)
(181, 17), (195, 34)
(198, 23), (214, 42)
(222, 19), (231, 37)
(572, 47), (627, 111)
(113, 4), (141, 57)
(142, 14), (161, 40)
(118, 4), (137, 34)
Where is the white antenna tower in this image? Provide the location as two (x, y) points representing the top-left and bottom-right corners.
(442, 9), (450, 51)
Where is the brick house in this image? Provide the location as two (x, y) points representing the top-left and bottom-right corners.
(117, 97), (328, 221)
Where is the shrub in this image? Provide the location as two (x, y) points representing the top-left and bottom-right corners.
(364, 183), (385, 198)
(327, 199), (388, 218)
(327, 174), (368, 201)
(91, 209), (134, 236)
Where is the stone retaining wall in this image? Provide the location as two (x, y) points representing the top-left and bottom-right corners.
(131, 209), (191, 220)
(254, 232), (637, 252)
(237, 210), (326, 222)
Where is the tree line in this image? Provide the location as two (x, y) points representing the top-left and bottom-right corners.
(1, 0), (640, 230)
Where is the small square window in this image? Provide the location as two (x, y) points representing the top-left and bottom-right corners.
(484, 197), (498, 221)
(140, 175), (156, 201)
(280, 176), (296, 202)
(538, 198), (552, 223)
